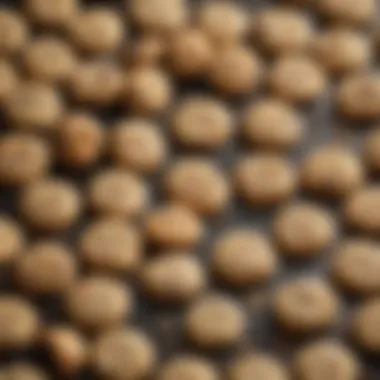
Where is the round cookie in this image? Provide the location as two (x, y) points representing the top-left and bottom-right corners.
(125, 67), (173, 115)
(211, 228), (278, 287)
(235, 154), (297, 206)
(109, 119), (167, 173)
(165, 158), (229, 215)
(19, 178), (82, 232)
(312, 28), (371, 75)
(129, 35), (166, 67)
(171, 96), (233, 150)
(242, 98), (304, 151)
(65, 276), (133, 332)
(0, 216), (25, 265)
(0, 296), (39, 349)
(144, 203), (204, 248)
(15, 240), (77, 295)
(294, 339), (360, 380)
(167, 28), (213, 77)
(337, 73), (380, 120)
(344, 186), (380, 235)
(43, 325), (87, 376)
(185, 294), (246, 348)
(70, 60), (123, 107)
(332, 239), (380, 295)
(88, 168), (149, 218)
(140, 253), (206, 303)
(269, 56), (326, 103)
(79, 218), (142, 274)
(158, 355), (218, 380)
(300, 145), (364, 198)
(0, 10), (28, 56)
(25, 0), (78, 27)
(351, 298), (380, 353)
(197, 1), (248, 45)
(57, 112), (104, 169)
(256, 8), (314, 56)
(228, 353), (289, 380)
(4, 82), (63, 131)
(91, 327), (156, 380)
(273, 277), (340, 333)
(22, 37), (76, 84)
(208, 45), (263, 96)
(273, 202), (336, 258)
(128, 0), (188, 33)
(67, 8), (124, 55)
(0, 134), (51, 187)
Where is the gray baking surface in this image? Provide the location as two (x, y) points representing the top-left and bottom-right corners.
(0, 0), (379, 379)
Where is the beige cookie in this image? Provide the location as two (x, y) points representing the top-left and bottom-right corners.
(363, 128), (380, 173)
(273, 277), (340, 333)
(0, 216), (25, 265)
(0, 10), (28, 56)
(79, 218), (142, 274)
(274, 202), (336, 258)
(0, 60), (17, 104)
(212, 228), (278, 287)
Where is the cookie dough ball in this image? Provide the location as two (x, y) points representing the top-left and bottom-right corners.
(242, 98), (304, 151)
(70, 60), (123, 106)
(0, 134), (51, 187)
(352, 299), (380, 353)
(15, 240), (77, 295)
(185, 294), (246, 348)
(43, 326), (87, 376)
(228, 353), (289, 380)
(165, 158), (230, 215)
(79, 218), (142, 274)
(270, 56), (326, 103)
(25, 0), (78, 27)
(171, 96), (233, 150)
(19, 178), (82, 232)
(0, 296), (39, 349)
(294, 339), (360, 380)
(256, 8), (314, 56)
(66, 276), (132, 331)
(140, 254), (206, 303)
(0, 10), (28, 56)
(58, 112), (104, 169)
(273, 278), (340, 333)
(68, 8), (124, 55)
(0, 217), (24, 265)
(0, 60), (17, 104)
(274, 203), (336, 258)
(317, 0), (375, 25)
(158, 355), (218, 380)
(109, 119), (167, 173)
(300, 145), (364, 198)
(344, 186), (380, 234)
(125, 67), (173, 115)
(144, 203), (204, 248)
(129, 0), (188, 32)
(129, 35), (166, 66)
(0, 363), (48, 380)
(168, 29), (213, 77)
(332, 239), (380, 295)
(88, 168), (148, 218)
(4, 82), (63, 131)
(91, 328), (156, 380)
(208, 45), (263, 96)
(212, 229), (278, 287)
(312, 29), (371, 75)
(337, 73), (380, 120)
(197, 1), (248, 45)
(22, 37), (76, 84)
(363, 128), (380, 173)
(235, 154), (297, 207)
